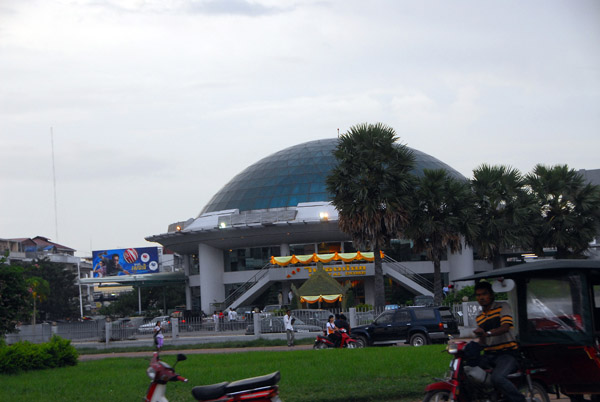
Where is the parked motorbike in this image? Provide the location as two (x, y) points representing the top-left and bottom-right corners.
(313, 329), (362, 349)
(192, 371), (282, 402)
(145, 352), (188, 402)
(423, 341), (550, 402)
(144, 352), (282, 402)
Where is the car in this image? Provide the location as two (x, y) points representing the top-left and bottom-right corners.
(351, 306), (459, 347)
(290, 309), (331, 328)
(414, 295), (434, 306)
(245, 316), (322, 335)
(263, 304), (290, 313)
(138, 316), (171, 333)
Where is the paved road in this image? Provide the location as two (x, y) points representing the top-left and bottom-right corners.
(78, 344), (314, 361)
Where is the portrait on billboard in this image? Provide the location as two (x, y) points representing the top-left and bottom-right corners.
(92, 247), (159, 278)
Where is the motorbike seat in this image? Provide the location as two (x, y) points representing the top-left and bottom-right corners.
(192, 382), (229, 401)
(226, 371), (280, 394)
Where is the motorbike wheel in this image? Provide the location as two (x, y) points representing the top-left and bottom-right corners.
(313, 342), (328, 350)
(519, 381), (550, 402)
(422, 390), (450, 402)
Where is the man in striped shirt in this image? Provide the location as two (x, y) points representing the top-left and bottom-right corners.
(473, 281), (525, 402)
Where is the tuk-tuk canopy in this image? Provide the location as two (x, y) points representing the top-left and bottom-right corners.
(456, 259), (600, 346)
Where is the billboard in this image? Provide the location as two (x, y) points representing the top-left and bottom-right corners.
(92, 247), (159, 278)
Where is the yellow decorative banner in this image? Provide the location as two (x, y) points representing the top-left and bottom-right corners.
(300, 294), (343, 304)
(270, 251), (383, 266)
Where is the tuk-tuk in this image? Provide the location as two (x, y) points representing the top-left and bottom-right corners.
(456, 259), (600, 401)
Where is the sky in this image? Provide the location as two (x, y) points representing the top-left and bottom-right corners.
(1, 0), (599, 257)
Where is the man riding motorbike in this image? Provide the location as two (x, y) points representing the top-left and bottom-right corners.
(473, 281), (525, 402)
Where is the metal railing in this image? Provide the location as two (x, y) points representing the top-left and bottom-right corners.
(383, 256), (434, 292)
(218, 262), (272, 310)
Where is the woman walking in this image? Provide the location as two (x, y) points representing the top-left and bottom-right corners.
(153, 321), (164, 351)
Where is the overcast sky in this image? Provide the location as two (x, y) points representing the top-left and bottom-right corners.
(1, 0), (598, 256)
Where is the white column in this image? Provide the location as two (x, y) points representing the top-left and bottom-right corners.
(280, 243), (290, 256)
(363, 277), (375, 306)
(447, 237), (475, 290)
(199, 244), (225, 313)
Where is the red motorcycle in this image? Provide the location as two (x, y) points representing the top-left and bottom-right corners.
(423, 341), (550, 402)
(144, 352), (282, 402)
(313, 329), (362, 349)
(191, 371), (281, 402)
(145, 352), (188, 402)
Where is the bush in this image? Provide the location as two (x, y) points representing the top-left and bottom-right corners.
(354, 303), (373, 311)
(0, 335), (78, 374)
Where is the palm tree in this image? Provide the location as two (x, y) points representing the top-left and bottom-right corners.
(326, 123), (416, 309)
(26, 276), (50, 325)
(526, 164), (600, 258)
(471, 164), (538, 268)
(406, 169), (478, 305)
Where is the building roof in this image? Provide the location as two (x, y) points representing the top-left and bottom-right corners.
(200, 138), (465, 215)
(7, 236), (76, 252)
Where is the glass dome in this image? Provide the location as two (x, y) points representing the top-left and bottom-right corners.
(200, 138), (465, 215)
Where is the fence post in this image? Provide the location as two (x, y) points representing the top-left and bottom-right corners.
(461, 302), (469, 327)
(349, 307), (357, 329)
(105, 319), (112, 345)
(172, 317), (179, 339)
(253, 312), (261, 336)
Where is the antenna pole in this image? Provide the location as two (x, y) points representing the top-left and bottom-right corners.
(51, 127), (59, 240)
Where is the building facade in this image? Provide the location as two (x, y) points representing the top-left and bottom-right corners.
(147, 138), (487, 313)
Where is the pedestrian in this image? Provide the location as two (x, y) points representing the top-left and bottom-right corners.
(228, 307), (238, 321)
(213, 311), (219, 332)
(153, 321), (164, 351)
(218, 310), (225, 331)
(283, 309), (295, 347)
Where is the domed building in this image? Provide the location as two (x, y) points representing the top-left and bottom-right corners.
(147, 138), (481, 313)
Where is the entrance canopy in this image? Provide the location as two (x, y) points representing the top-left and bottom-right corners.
(271, 251), (383, 266)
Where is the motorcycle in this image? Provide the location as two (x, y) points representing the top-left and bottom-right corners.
(423, 341), (550, 402)
(144, 352), (282, 402)
(145, 352), (189, 402)
(191, 371), (282, 402)
(313, 329), (361, 349)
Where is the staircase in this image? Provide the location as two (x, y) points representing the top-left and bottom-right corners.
(217, 256), (434, 310)
(382, 256), (434, 296)
(220, 262), (272, 311)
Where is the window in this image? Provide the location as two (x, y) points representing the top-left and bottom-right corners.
(395, 311), (411, 322)
(525, 275), (585, 333)
(376, 311), (396, 324)
(413, 309), (436, 320)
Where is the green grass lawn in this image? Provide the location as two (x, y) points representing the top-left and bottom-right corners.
(0, 345), (450, 402)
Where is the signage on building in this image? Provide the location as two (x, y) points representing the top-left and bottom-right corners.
(92, 247), (159, 277)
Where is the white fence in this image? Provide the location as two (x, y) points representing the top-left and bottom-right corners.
(4, 303), (476, 344)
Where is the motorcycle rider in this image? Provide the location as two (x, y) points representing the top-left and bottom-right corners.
(331, 314), (350, 347)
(473, 281), (525, 402)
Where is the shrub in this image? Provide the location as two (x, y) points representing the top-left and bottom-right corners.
(354, 303), (373, 311)
(0, 335), (78, 374)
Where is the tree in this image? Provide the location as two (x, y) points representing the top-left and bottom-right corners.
(326, 122), (415, 308)
(406, 169), (478, 305)
(0, 261), (31, 336)
(471, 164), (538, 268)
(23, 258), (79, 320)
(526, 164), (600, 258)
(26, 276), (50, 325)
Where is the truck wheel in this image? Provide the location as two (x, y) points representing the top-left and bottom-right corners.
(355, 336), (367, 348)
(410, 333), (428, 347)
